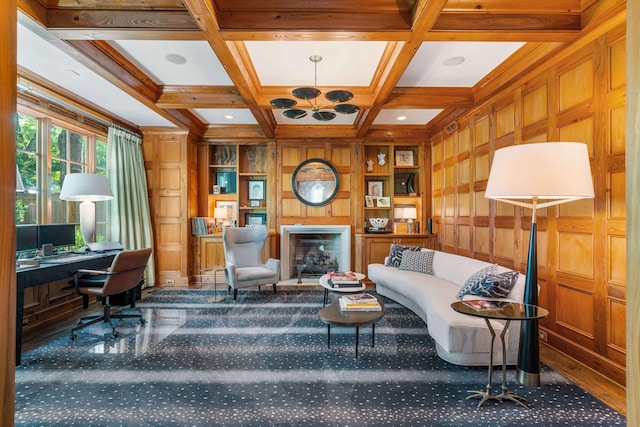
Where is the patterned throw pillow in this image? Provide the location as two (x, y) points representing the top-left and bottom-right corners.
(456, 264), (498, 299)
(398, 250), (435, 275)
(457, 268), (519, 300)
(385, 244), (421, 267)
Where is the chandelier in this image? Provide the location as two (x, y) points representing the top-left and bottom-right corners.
(269, 55), (360, 121)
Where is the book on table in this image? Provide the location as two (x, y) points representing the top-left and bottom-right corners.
(339, 297), (382, 311)
(327, 271), (361, 288)
(462, 300), (509, 311)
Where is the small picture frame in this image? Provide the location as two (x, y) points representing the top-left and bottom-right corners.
(250, 200), (260, 207)
(365, 195), (374, 207)
(245, 212), (266, 226)
(212, 184), (221, 195)
(395, 150), (414, 166)
(376, 197), (391, 207)
(368, 180), (384, 197)
(248, 179), (266, 200)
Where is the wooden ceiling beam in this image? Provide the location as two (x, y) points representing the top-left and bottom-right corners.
(46, 0), (186, 9)
(45, 9), (199, 30)
(385, 87), (473, 109)
(432, 13), (582, 32)
(157, 86), (247, 109)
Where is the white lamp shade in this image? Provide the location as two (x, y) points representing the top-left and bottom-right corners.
(59, 173), (114, 201)
(485, 142), (594, 202)
(213, 207), (228, 219)
(403, 207), (417, 220)
(16, 166), (25, 192)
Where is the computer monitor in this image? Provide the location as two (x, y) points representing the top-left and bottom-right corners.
(37, 224), (77, 249)
(16, 225), (39, 251)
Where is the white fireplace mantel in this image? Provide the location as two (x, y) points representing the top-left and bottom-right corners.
(280, 225), (351, 281)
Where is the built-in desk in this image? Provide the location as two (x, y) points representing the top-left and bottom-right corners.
(15, 251), (118, 365)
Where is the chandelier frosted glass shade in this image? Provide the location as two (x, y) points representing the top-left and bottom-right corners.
(269, 56), (360, 121)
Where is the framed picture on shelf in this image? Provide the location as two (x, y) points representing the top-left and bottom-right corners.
(216, 171), (236, 193)
(245, 212), (266, 226)
(365, 195), (374, 207)
(368, 180), (383, 197)
(395, 150), (414, 166)
(248, 179), (266, 200)
(215, 200), (238, 222)
(376, 197), (391, 207)
(250, 200), (260, 207)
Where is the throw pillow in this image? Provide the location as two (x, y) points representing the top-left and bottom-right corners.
(385, 244), (421, 267)
(398, 250), (435, 275)
(456, 264), (498, 299)
(457, 269), (520, 300)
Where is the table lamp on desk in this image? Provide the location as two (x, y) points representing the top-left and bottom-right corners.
(59, 173), (114, 246)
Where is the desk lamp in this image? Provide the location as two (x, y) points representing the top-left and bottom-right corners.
(59, 173), (114, 246)
(485, 142), (594, 387)
(403, 207), (417, 233)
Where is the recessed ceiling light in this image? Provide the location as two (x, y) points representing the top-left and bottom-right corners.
(397, 116), (407, 121)
(165, 53), (187, 65)
(224, 114), (234, 120)
(66, 69), (81, 77)
(443, 56), (465, 67)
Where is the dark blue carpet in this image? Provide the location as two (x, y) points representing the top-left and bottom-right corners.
(15, 289), (625, 426)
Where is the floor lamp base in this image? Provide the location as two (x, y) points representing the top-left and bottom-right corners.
(516, 368), (541, 388)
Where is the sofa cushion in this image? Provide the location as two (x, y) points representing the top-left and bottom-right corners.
(398, 250), (434, 275)
(456, 264), (498, 299)
(385, 244), (421, 267)
(457, 270), (519, 299)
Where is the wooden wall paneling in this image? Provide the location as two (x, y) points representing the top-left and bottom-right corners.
(143, 130), (190, 286)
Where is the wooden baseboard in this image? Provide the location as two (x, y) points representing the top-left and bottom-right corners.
(540, 342), (626, 416)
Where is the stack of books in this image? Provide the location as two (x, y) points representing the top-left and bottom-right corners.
(339, 293), (382, 311)
(327, 271), (362, 289)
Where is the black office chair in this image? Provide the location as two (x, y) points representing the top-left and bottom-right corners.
(70, 248), (152, 340)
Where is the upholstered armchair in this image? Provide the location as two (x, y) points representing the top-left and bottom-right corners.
(222, 226), (280, 302)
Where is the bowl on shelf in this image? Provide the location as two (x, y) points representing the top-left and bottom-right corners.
(368, 217), (389, 229)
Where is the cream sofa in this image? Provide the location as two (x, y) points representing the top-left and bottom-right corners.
(368, 249), (526, 366)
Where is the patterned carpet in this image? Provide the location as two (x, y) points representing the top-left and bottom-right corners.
(15, 289), (625, 426)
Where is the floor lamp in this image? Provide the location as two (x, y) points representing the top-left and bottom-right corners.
(485, 142), (594, 387)
(59, 173), (114, 246)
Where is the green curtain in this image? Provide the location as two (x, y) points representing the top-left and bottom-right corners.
(106, 127), (155, 287)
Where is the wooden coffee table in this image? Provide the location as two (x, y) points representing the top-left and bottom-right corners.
(318, 294), (385, 358)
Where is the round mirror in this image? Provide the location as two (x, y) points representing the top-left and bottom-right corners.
(291, 158), (340, 207)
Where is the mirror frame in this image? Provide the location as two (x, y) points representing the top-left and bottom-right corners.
(291, 158), (340, 207)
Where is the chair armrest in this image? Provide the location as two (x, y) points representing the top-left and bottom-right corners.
(265, 258), (280, 277)
(75, 268), (114, 276)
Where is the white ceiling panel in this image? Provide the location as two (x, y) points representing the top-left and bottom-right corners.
(246, 41), (388, 87)
(17, 23), (174, 127)
(193, 108), (258, 124)
(399, 41), (525, 87)
(373, 109), (443, 125)
(112, 40), (233, 86)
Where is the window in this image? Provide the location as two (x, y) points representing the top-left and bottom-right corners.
(15, 111), (109, 243)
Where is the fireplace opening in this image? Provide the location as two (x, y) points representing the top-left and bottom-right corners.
(280, 225), (350, 282)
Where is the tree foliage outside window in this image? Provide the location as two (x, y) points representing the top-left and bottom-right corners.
(16, 114), (38, 224)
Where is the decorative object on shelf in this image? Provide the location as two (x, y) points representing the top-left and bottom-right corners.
(376, 197), (390, 207)
(291, 158), (340, 206)
(215, 200), (238, 222)
(427, 218), (433, 234)
(216, 171), (236, 194)
(402, 207), (417, 233)
(250, 200), (260, 207)
(366, 159), (374, 172)
(364, 195), (374, 207)
(394, 172), (415, 195)
(269, 55), (360, 121)
(395, 150), (414, 166)
(221, 147), (229, 164)
(59, 173), (114, 245)
(248, 179), (266, 200)
(245, 212), (267, 226)
(485, 142), (594, 388)
(367, 180), (383, 197)
(368, 217), (389, 230)
(212, 184), (221, 195)
(377, 153), (386, 166)
(213, 207), (228, 232)
(246, 147), (260, 172)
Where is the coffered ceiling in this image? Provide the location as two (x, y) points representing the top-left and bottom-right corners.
(16, 0), (601, 140)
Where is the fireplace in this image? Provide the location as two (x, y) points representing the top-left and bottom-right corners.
(280, 225), (351, 281)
